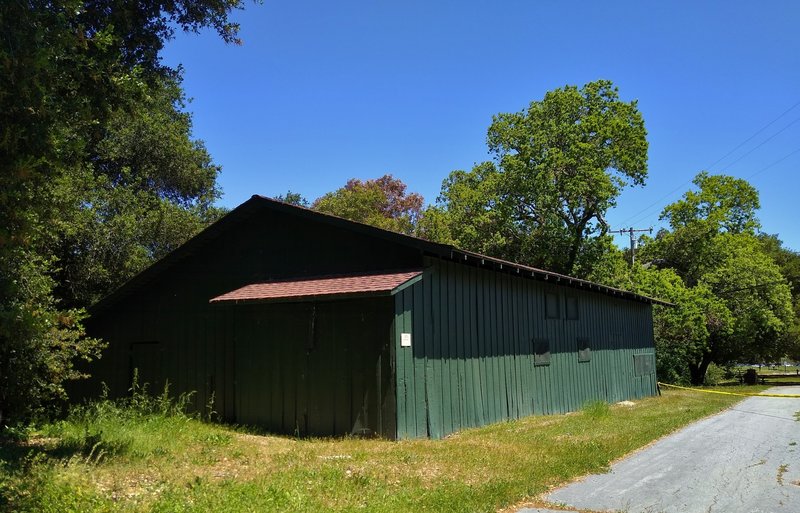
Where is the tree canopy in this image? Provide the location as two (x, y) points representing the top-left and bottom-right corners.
(423, 80), (648, 277)
(0, 0), (247, 426)
(313, 175), (424, 235)
(635, 173), (795, 383)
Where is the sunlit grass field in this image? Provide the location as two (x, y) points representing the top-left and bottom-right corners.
(0, 385), (764, 513)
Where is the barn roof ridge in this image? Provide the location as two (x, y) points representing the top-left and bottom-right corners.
(248, 195), (672, 307)
(90, 194), (672, 314)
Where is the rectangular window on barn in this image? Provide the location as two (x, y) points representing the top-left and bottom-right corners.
(545, 292), (560, 319)
(533, 338), (551, 366)
(634, 353), (655, 376)
(577, 337), (591, 362)
(565, 296), (579, 320)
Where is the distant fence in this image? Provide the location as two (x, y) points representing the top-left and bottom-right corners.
(658, 382), (800, 398)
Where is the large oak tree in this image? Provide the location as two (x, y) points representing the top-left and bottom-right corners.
(422, 80), (648, 278)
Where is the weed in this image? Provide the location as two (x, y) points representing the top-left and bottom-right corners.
(202, 433), (232, 446)
(777, 464), (789, 485)
(582, 400), (611, 419)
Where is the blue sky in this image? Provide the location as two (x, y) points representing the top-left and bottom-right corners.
(161, 1), (800, 251)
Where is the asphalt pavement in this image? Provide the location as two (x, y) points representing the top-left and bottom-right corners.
(519, 386), (800, 513)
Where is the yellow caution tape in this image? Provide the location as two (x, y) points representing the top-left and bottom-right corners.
(658, 381), (800, 398)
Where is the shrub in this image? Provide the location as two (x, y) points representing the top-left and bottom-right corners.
(704, 363), (725, 386)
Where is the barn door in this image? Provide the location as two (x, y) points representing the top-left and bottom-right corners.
(232, 299), (394, 438)
(305, 300), (394, 437)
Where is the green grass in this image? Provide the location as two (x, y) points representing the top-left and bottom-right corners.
(0, 387), (765, 513)
(743, 365), (800, 376)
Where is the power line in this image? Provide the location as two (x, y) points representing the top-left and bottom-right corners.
(616, 99), (800, 228)
(747, 146), (800, 180)
(706, 99), (800, 171)
(618, 182), (690, 229)
(719, 115), (800, 172)
(625, 144), (800, 228)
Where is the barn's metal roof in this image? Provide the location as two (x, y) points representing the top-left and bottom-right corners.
(209, 270), (423, 304)
(91, 195), (672, 314)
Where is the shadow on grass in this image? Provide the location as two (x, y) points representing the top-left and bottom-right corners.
(0, 431), (131, 475)
(226, 421), (386, 442)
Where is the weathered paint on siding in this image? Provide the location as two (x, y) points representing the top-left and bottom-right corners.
(394, 257), (657, 439)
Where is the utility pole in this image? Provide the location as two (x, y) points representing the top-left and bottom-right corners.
(612, 227), (653, 266)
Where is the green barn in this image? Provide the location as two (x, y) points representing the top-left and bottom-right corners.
(81, 195), (664, 439)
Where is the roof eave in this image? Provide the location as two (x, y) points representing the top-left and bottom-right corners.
(90, 194), (672, 314)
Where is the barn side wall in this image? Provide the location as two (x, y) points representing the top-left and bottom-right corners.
(78, 206), (421, 436)
(393, 257), (657, 439)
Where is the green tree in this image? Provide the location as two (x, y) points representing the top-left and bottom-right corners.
(275, 191), (310, 207)
(425, 80), (648, 277)
(0, 0), (247, 427)
(660, 171), (760, 235)
(638, 173), (795, 383)
(51, 75), (226, 308)
(313, 175), (424, 235)
(629, 265), (729, 384)
(419, 163), (517, 256)
(758, 234), (800, 361)
(701, 235), (793, 367)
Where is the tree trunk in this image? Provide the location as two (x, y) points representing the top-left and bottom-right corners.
(565, 224), (586, 275)
(688, 354), (713, 385)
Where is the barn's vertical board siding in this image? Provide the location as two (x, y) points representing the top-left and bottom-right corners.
(393, 292), (407, 438)
(469, 266), (485, 427)
(451, 263), (464, 427)
(394, 257), (658, 440)
(412, 281), (428, 437)
(429, 267), (444, 439)
(424, 266), (442, 439)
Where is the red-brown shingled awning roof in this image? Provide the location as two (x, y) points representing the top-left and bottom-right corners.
(209, 270), (423, 304)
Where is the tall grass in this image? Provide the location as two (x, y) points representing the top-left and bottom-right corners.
(0, 376), (230, 513)
(42, 374), (200, 463)
(581, 400), (611, 419)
